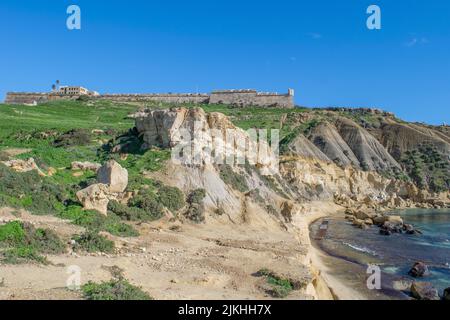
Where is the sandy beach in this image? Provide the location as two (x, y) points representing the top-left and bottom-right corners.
(299, 201), (368, 300)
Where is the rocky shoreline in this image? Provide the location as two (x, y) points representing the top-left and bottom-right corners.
(312, 205), (450, 300)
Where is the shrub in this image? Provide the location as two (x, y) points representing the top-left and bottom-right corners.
(219, 165), (248, 192)
(24, 225), (66, 254)
(257, 268), (294, 298)
(184, 189), (207, 223)
(2, 246), (47, 264)
(53, 129), (92, 148)
(128, 190), (164, 220)
(103, 219), (139, 238)
(158, 186), (185, 212)
(107, 201), (154, 222)
(0, 221), (65, 264)
(0, 221), (26, 244)
(81, 279), (152, 300)
(0, 165), (68, 216)
(187, 189), (206, 205)
(59, 205), (138, 237)
(72, 231), (115, 253)
(185, 204), (205, 223)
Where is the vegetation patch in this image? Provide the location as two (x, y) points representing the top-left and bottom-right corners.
(81, 278), (152, 300)
(0, 164), (68, 215)
(59, 205), (138, 237)
(401, 144), (450, 192)
(0, 221), (66, 264)
(128, 189), (165, 220)
(158, 185), (185, 212)
(219, 165), (249, 193)
(184, 189), (207, 223)
(257, 268), (294, 298)
(72, 231), (115, 253)
(53, 129), (93, 148)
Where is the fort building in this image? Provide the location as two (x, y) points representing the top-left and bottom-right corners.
(4, 87), (295, 108)
(58, 86), (99, 96)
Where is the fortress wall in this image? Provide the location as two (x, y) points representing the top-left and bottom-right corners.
(209, 91), (293, 108)
(5, 92), (49, 104)
(5, 90), (294, 108)
(97, 94), (210, 104)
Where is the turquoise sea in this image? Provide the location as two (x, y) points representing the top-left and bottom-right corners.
(310, 209), (450, 299)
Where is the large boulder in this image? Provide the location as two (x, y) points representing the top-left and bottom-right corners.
(354, 210), (375, 220)
(410, 282), (440, 300)
(76, 183), (111, 216)
(373, 215), (387, 225)
(408, 262), (429, 278)
(386, 215), (403, 226)
(97, 160), (128, 193)
(444, 287), (450, 301)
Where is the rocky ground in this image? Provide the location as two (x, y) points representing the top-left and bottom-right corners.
(0, 201), (338, 300)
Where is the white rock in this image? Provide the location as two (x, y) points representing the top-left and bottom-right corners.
(97, 160), (128, 193)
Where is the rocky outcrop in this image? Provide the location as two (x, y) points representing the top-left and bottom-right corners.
(1, 158), (47, 176)
(76, 183), (111, 215)
(308, 122), (360, 168)
(97, 160), (128, 193)
(410, 282), (440, 300)
(408, 262), (429, 278)
(335, 117), (401, 172)
(285, 133), (331, 162)
(134, 107), (278, 175)
(444, 287), (450, 301)
(374, 122), (450, 160)
(71, 161), (101, 172)
(76, 160), (129, 215)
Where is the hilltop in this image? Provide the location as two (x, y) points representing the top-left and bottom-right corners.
(0, 99), (449, 300)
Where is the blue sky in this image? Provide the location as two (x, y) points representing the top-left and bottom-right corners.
(0, 0), (449, 124)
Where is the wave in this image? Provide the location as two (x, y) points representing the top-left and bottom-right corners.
(342, 242), (379, 257)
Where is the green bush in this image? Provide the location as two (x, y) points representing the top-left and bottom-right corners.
(53, 129), (92, 148)
(219, 165), (248, 193)
(129, 190), (164, 220)
(0, 221), (25, 244)
(187, 189), (206, 205)
(107, 201), (154, 222)
(2, 246), (47, 264)
(81, 279), (152, 300)
(184, 189), (207, 223)
(257, 268), (294, 298)
(158, 186), (185, 212)
(0, 165), (67, 216)
(72, 231), (115, 253)
(0, 221), (65, 264)
(59, 205), (138, 237)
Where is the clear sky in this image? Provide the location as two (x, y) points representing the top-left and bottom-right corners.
(0, 0), (449, 124)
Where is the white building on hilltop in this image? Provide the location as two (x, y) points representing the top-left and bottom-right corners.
(58, 86), (99, 96)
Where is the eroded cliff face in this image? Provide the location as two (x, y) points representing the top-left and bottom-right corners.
(132, 107), (449, 226)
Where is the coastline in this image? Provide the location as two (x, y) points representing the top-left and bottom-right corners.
(298, 201), (368, 300)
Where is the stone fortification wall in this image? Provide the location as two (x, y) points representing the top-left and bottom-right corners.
(95, 94), (210, 104)
(5, 93), (49, 104)
(209, 90), (294, 108)
(5, 89), (295, 108)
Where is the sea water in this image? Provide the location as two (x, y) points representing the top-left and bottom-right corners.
(310, 209), (450, 299)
